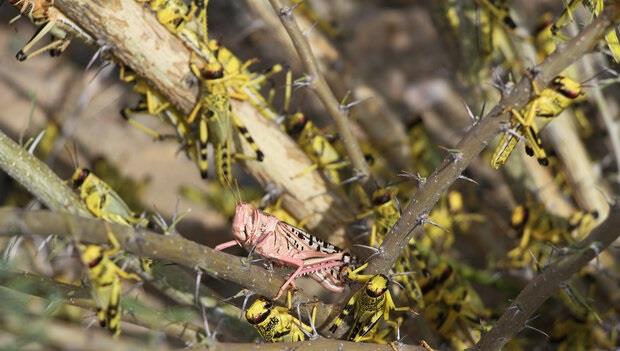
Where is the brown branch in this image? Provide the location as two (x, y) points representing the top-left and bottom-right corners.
(363, 4), (620, 276)
(473, 205), (620, 350)
(266, 0), (371, 181)
(53, 0), (354, 247)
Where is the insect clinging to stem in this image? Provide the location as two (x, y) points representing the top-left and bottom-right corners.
(215, 202), (354, 299)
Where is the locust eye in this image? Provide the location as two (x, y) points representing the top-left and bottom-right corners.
(202, 63), (224, 80)
(286, 113), (307, 136)
(72, 168), (91, 188)
(246, 299), (272, 324)
(372, 194), (390, 206)
(247, 309), (271, 324)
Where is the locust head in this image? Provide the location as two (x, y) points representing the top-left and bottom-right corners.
(245, 296), (274, 325)
(79, 244), (104, 270)
(232, 202), (279, 247)
(285, 112), (308, 137)
(232, 202), (256, 245)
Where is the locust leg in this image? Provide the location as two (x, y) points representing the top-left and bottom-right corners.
(192, 0), (209, 43)
(106, 275), (122, 338)
(215, 140), (232, 185)
(192, 104), (210, 179)
(121, 102), (171, 141)
(16, 21), (69, 61)
(214, 240), (240, 251)
(275, 259), (347, 299)
(232, 113), (264, 161)
(491, 120), (521, 169)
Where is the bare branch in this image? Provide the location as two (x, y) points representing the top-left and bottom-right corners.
(473, 204), (620, 350)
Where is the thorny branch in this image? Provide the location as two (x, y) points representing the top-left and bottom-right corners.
(364, 4), (620, 276)
(267, 0), (371, 182)
(473, 205), (620, 351)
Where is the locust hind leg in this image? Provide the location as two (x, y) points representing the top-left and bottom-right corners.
(49, 34), (71, 57)
(197, 117), (210, 179)
(491, 120), (521, 169)
(121, 102), (171, 141)
(16, 21), (69, 61)
(232, 113), (264, 161)
(215, 140), (233, 185)
(192, 0), (209, 42)
(106, 276), (122, 338)
(522, 123), (549, 166)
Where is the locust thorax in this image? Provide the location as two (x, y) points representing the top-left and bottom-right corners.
(366, 274), (389, 298)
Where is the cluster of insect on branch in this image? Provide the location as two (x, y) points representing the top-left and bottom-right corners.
(1, 0), (620, 350)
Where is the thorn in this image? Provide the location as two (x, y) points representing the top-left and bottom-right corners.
(419, 214), (450, 234)
(523, 321), (549, 338)
(194, 269), (203, 306)
(339, 173), (365, 186)
(302, 21), (318, 37)
(461, 99), (480, 126)
(352, 244), (380, 253)
(339, 96), (371, 112)
(601, 65), (618, 77)
(499, 123), (526, 142)
(36, 235), (53, 253)
(398, 170), (426, 186)
(27, 130), (46, 155)
(589, 241), (603, 256)
(275, 113), (287, 126)
(85, 44), (110, 72)
(294, 75), (313, 88)
(437, 145), (463, 162)
(457, 174), (479, 185)
(200, 302), (212, 340)
(363, 245), (386, 260)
